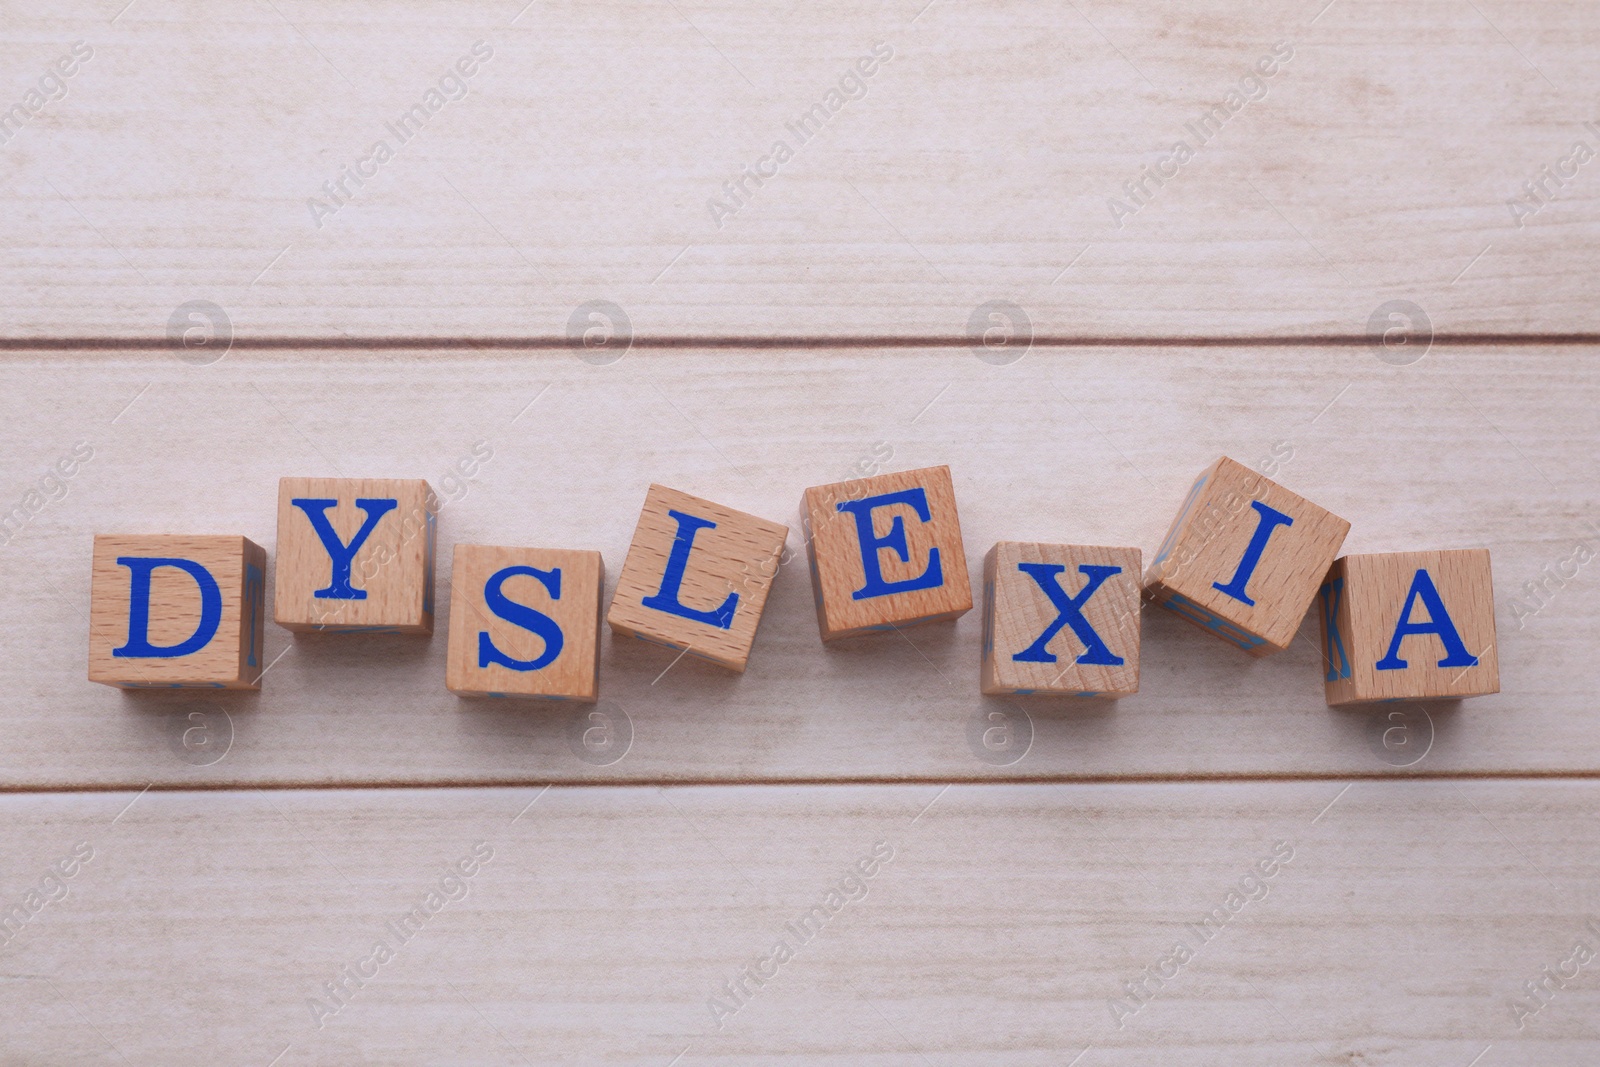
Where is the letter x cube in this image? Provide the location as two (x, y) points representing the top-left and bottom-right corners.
(275, 478), (438, 633)
(1319, 549), (1499, 705)
(803, 465), (972, 641)
(982, 542), (1141, 697)
(606, 484), (789, 672)
(1144, 457), (1349, 656)
(89, 534), (267, 688)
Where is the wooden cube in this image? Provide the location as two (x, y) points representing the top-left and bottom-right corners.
(274, 478), (437, 634)
(446, 545), (604, 701)
(606, 485), (788, 672)
(89, 534), (267, 689)
(982, 542), (1141, 697)
(803, 465), (972, 641)
(1144, 457), (1349, 656)
(1319, 549), (1499, 705)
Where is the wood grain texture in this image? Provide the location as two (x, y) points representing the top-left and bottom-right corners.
(981, 542), (1141, 697)
(0, 780), (1596, 1064)
(606, 483), (788, 672)
(803, 464), (971, 641)
(446, 544), (603, 701)
(0, 346), (1593, 788)
(5, 1), (1600, 339)
(1144, 455), (1350, 655)
(1322, 548), (1501, 706)
(88, 533), (265, 688)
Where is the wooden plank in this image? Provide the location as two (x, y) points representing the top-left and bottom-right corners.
(4, 1), (1600, 339)
(0, 780), (1595, 1063)
(1, 346), (1593, 788)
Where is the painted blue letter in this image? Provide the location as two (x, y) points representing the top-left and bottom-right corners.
(640, 509), (737, 629)
(478, 565), (565, 671)
(837, 488), (942, 600)
(1012, 563), (1125, 666)
(291, 497), (397, 600)
(1375, 568), (1479, 670)
(1212, 500), (1294, 606)
(113, 557), (221, 658)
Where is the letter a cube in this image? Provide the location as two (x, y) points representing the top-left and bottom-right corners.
(275, 478), (437, 633)
(89, 534), (267, 688)
(1144, 457), (1349, 656)
(803, 465), (972, 641)
(982, 542), (1141, 696)
(1319, 549), (1498, 705)
(606, 485), (788, 672)
(447, 545), (604, 701)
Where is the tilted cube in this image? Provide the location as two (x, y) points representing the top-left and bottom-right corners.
(1144, 457), (1349, 656)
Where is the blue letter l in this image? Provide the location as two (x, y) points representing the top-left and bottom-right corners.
(640, 509), (738, 629)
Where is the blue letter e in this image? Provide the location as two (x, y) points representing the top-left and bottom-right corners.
(478, 565), (565, 671)
(113, 557), (222, 658)
(292, 497), (397, 600)
(838, 488), (943, 600)
(640, 509), (738, 629)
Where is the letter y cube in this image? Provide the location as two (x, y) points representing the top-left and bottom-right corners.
(275, 477), (437, 633)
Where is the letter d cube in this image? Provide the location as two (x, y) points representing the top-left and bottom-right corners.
(1144, 456), (1349, 656)
(1319, 549), (1499, 705)
(803, 465), (972, 641)
(274, 478), (437, 633)
(447, 545), (604, 701)
(89, 534), (267, 688)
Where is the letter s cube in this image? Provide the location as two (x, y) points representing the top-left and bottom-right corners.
(803, 465), (972, 641)
(89, 534), (267, 688)
(1144, 457), (1349, 656)
(605, 484), (788, 672)
(274, 477), (437, 634)
(1319, 549), (1498, 705)
(446, 544), (604, 701)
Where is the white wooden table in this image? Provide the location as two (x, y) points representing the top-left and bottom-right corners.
(2, 2), (1598, 1063)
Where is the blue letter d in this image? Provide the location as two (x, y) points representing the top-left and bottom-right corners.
(113, 557), (222, 658)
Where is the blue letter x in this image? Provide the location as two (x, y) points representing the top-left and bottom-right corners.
(1012, 563), (1124, 666)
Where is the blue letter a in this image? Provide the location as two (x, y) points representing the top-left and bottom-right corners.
(640, 509), (737, 629)
(113, 557), (222, 658)
(1212, 500), (1294, 606)
(1012, 563), (1124, 666)
(1375, 568), (1479, 671)
(291, 497), (397, 600)
(479, 565), (565, 671)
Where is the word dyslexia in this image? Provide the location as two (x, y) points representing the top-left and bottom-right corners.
(87, 458), (1500, 706)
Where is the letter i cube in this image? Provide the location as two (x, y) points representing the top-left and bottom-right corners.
(606, 485), (789, 672)
(447, 545), (604, 701)
(1319, 549), (1498, 705)
(274, 478), (437, 634)
(803, 465), (972, 641)
(982, 542), (1141, 696)
(1144, 457), (1349, 656)
(89, 534), (267, 688)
